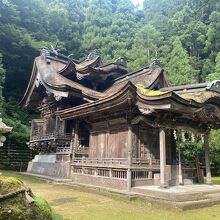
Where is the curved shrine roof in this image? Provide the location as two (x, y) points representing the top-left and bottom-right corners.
(21, 49), (220, 130)
(21, 49), (167, 108)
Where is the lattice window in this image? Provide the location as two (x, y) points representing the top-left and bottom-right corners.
(72, 167), (82, 174)
(84, 168), (95, 175)
(112, 170), (127, 179)
(132, 171), (148, 179)
(97, 169), (110, 177)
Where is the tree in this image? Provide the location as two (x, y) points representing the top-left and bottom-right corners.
(0, 24), (46, 98)
(0, 53), (5, 112)
(82, 0), (137, 61)
(209, 129), (220, 175)
(206, 52), (220, 81)
(205, 11), (220, 58)
(2, 97), (32, 155)
(166, 38), (196, 85)
(128, 24), (163, 70)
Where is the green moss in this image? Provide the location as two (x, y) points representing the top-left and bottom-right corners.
(35, 196), (52, 219)
(179, 92), (209, 103)
(0, 194), (52, 220)
(136, 84), (168, 96)
(0, 176), (24, 194)
(0, 175), (52, 220)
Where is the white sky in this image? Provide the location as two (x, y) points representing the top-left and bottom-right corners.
(131, 0), (144, 9)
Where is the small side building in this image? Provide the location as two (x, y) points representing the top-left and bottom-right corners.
(21, 49), (220, 190)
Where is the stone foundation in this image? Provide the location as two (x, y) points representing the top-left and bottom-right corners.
(27, 154), (70, 178)
(131, 179), (154, 187)
(71, 174), (127, 190)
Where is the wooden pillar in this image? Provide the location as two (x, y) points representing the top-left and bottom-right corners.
(73, 120), (79, 149)
(55, 117), (58, 135)
(127, 124), (132, 191)
(204, 133), (212, 184)
(160, 128), (166, 187)
(148, 156), (153, 179)
(127, 168), (131, 190)
(69, 121), (79, 177)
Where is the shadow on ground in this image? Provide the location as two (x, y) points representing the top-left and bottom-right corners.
(50, 197), (77, 206)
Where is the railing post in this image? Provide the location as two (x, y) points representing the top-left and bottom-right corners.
(94, 168), (98, 176)
(109, 168), (112, 178)
(82, 156), (86, 164)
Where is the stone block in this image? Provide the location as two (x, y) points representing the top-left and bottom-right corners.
(184, 178), (194, 185)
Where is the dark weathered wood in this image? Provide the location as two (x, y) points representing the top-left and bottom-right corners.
(159, 129), (166, 187)
(73, 120), (79, 149)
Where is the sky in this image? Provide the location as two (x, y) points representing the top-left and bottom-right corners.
(131, 0), (144, 9)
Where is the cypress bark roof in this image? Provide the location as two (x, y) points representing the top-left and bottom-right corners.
(21, 49), (166, 108)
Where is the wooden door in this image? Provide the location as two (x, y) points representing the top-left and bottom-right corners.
(138, 127), (159, 159)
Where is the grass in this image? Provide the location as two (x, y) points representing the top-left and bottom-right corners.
(1, 170), (220, 220)
(212, 177), (220, 185)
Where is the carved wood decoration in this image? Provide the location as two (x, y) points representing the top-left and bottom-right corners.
(37, 96), (57, 118)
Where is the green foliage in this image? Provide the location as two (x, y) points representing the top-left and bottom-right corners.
(209, 129), (220, 173)
(202, 59), (215, 82)
(175, 129), (220, 175)
(35, 196), (53, 220)
(166, 38), (196, 85)
(0, 53), (5, 112)
(3, 98), (31, 144)
(128, 24), (163, 70)
(205, 11), (220, 57)
(178, 140), (204, 162)
(206, 52), (220, 81)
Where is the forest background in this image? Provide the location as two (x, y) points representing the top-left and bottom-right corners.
(0, 0), (220, 171)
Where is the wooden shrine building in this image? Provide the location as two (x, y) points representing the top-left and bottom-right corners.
(21, 49), (220, 190)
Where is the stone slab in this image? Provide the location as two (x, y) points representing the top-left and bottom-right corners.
(31, 154), (56, 163)
(27, 161), (70, 178)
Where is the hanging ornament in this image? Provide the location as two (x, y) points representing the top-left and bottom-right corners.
(182, 131), (186, 142)
(191, 133), (195, 142)
(201, 134), (204, 143)
(173, 130), (177, 140)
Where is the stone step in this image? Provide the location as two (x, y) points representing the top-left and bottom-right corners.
(131, 191), (220, 210)
(132, 187), (206, 202)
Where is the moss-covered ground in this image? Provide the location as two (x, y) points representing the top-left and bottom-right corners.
(0, 173), (52, 220)
(1, 170), (220, 220)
